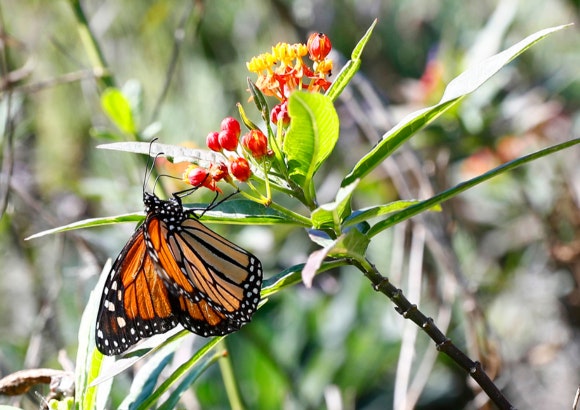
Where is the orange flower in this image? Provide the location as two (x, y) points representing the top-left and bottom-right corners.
(247, 35), (333, 104)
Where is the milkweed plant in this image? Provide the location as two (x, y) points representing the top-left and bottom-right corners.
(22, 17), (579, 410)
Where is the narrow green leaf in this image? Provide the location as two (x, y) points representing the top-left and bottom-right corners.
(367, 137), (580, 237)
(157, 351), (223, 410)
(326, 19), (377, 101)
(135, 337), (223, 410)
(98, 141), (226, 167)
(343, 200), (441, 228)
(247, 77), (269, 118)
(119, 347), (174, 409)
(101, 88), (137, 135)
(90, 329), (187, 386)
(261, 259), (347, 298)
(237, 101), (261, 131)
(284, 92), (339, 202)
(342, 24), (570, 187)
(76, 262), (115, 410)
(25, 213), (143, 240)
(189, 199), (307, 226)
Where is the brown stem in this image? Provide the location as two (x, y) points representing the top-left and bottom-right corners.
(351, 258), (516, 410)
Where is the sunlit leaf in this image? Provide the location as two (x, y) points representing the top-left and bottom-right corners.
(342, 24), (570, 187)
(101, 88), (137, 135)
(284, 92), (339, 203)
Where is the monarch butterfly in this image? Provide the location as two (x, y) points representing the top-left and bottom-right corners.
(95, 180), (263, 356)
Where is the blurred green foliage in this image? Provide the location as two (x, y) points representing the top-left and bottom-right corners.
(1, 1), (579, 409)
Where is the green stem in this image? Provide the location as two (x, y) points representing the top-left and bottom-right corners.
(68, 0), (115, 89)
(219, 340), (245, 410)
(237, 186), (311, 227)
(267, 200), (311, 227)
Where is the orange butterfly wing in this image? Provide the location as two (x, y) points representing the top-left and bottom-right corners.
(145, 216), (262, 335)
(95, 193), (263, 356)
(95, 227), (178, 355)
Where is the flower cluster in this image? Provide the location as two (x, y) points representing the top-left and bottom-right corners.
(182, 117), (270, 192)
(182, 33), (333, 196)
(247, 32), (333, 125)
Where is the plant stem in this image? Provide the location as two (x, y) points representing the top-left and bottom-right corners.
(219, 341), (245, 410)
(267, 200), (312, 227)
(68, 0), (115, 89)
(352, 257), (516, 410)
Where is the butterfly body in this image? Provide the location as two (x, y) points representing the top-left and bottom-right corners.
(95, 192), (262, 355)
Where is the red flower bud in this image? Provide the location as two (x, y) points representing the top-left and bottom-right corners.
(229, 157), (251, 182)
(220, 117), (241, 138)
(307, 32), (332, 61)
(183, 165), (223, 193)
(218, 129), (239, 151)
(206, 131), (221, 152)
(242, 129), (269, 158)
(184, 166), (209, 187)
(270, 101), (290, 125)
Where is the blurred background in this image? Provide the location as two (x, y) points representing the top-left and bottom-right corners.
(1, 0), (579, 409)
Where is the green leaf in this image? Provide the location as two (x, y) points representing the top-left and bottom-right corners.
(311, 179), (359, 231)
(367, 137), (580, 237)
(284, 92), (340, 204)
(75, 262), (115, 410)
(343, 200), (441, 228)
(98, 141), (226, 168)
(134, 337), (223, 410)
(247, 77), (269, 119)
(118, 346), (174, 408)
(25, 213), (144, 240)
(101, 87), (137, 135)
(90, 329), (188, 386)
(157, 351), (223, 410)
(342, 24), (570, 188)
(237, 100), (261, 131)
(26, 199), (303, 241)
(189, 199), (308, 226)
(326, 19), (377, 101)
(261, 259), (347, 298)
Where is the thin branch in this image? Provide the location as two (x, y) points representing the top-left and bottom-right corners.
(1, 68), (104, 95)
(351, 257), (516, 410)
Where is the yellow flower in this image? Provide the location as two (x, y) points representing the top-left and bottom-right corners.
(247, 36), (333, 103)
(246, 52), (276, 73)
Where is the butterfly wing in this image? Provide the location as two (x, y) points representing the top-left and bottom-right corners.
(95, 227), (178, 355)
(96, 193), (263, 355)
(171, 292), (245, 337)
(145, 217), (262, 333)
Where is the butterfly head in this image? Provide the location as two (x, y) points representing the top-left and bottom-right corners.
(143, 192), (183, 218)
